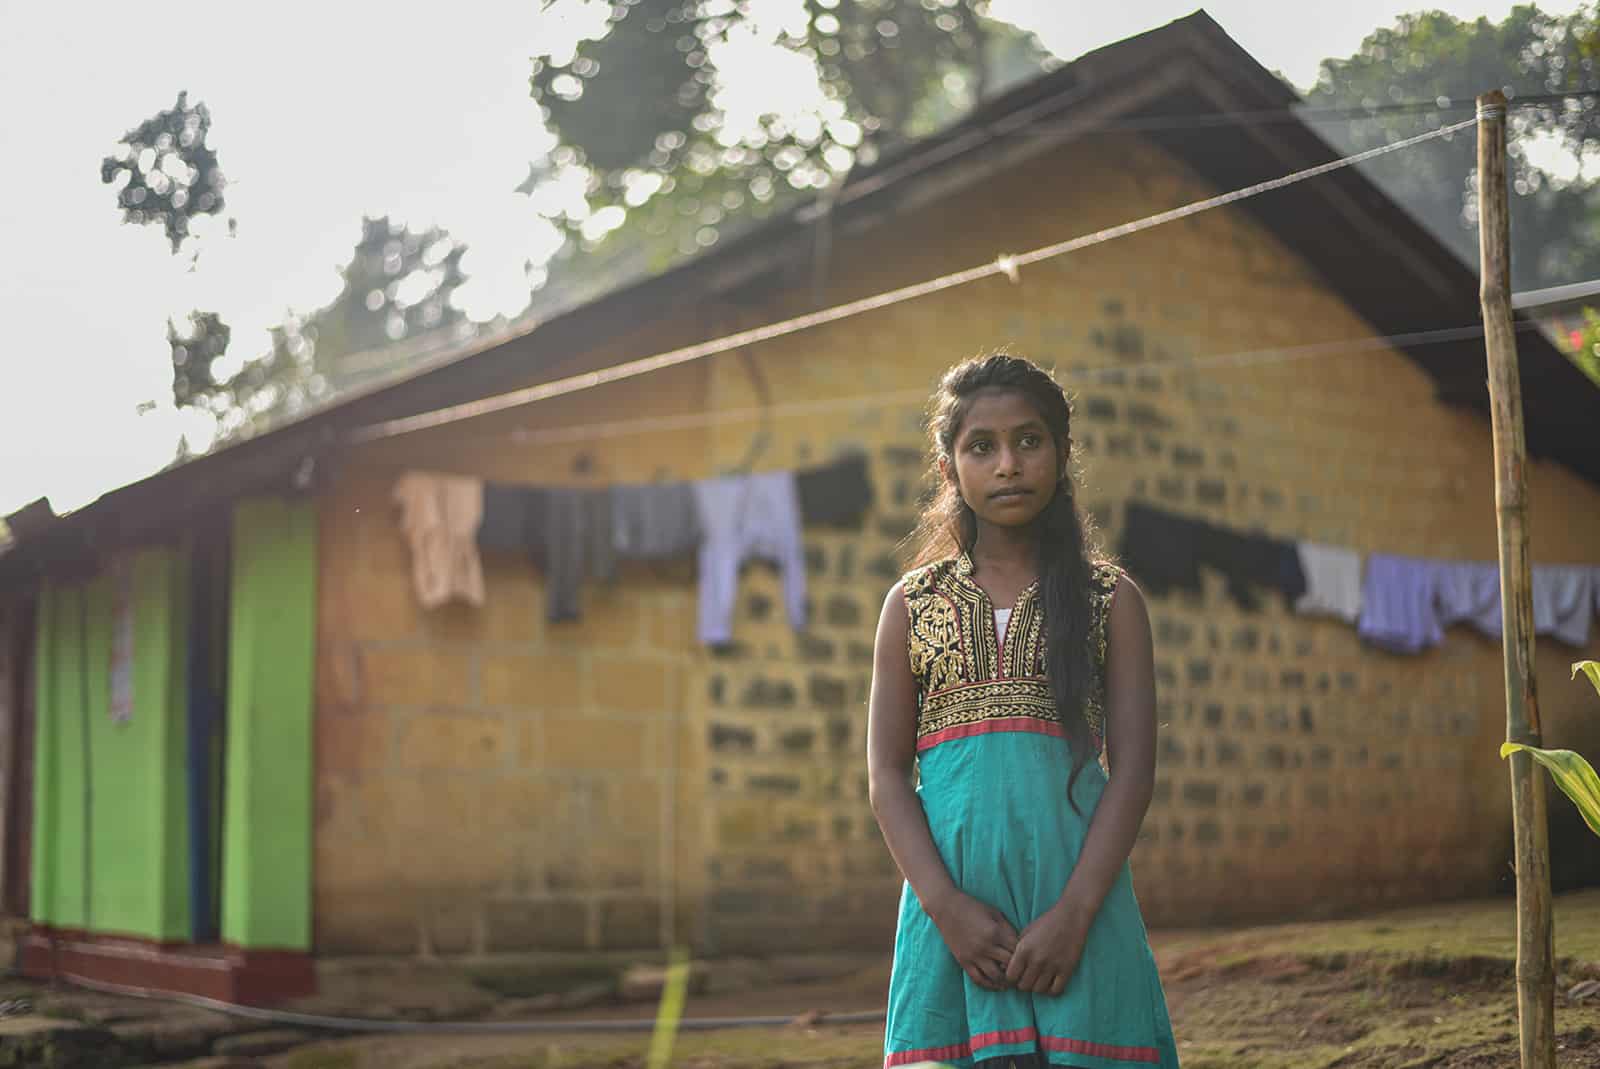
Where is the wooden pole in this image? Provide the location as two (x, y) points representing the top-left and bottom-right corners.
(1477, 88), (1555, 1069)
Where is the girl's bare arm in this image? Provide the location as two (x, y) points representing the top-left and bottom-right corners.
(868, 581), (1017, 989)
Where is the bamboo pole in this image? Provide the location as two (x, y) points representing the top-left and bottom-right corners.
(1477, 88), (1555, 1069)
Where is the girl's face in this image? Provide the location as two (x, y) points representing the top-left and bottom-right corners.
(940, 387), (1062, 530)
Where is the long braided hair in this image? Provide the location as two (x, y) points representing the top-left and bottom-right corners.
(904, 353), (1105, 808)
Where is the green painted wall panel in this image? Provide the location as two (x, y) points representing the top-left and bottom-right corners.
(84, 551), (191, 941)
(81, 574), (112, 933)
(160, 550), (193, 940)
(28, 585), (57, 924)
(31, 554), (193, 941)
(222, 497), (316, 950)
(32, 584), (89, 928)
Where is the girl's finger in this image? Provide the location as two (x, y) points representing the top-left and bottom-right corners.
(973, 963), (1004, 991)
(1048, 973), (1066, 997)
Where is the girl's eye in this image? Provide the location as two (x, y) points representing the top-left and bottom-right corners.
(1021, 434), (1041, 448)
(971, 440), (992, 454)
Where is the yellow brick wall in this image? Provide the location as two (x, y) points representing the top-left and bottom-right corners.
(314, 360), (713, 954)
(311, 130), (1600, 956)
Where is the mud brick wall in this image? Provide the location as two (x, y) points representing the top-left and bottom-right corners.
(310, 130), (1600, 957)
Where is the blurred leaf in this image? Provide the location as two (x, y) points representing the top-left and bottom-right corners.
(1501, 742), (1600, 837)
(1565, 310), (1600, 386)
(1575, 659), (1600, 696)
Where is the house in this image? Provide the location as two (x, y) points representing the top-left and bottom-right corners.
(2, 11), (1599, 1002)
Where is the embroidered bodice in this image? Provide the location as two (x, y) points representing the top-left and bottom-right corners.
(903, 552), (1121, 756)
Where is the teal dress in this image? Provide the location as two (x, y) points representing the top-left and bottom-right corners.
(883, 554), (1179, 1069)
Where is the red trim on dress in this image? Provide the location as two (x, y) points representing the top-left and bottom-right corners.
(916, 715), (1065, 753)
(1041, 1035), (1162, 1063)
(884, 1027), (1039, 1066)
(885, 1028), (1161, 1066)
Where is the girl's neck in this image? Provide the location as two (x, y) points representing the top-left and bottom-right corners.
(968, 521), (1039, 576)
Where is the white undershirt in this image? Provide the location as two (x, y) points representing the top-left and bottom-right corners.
(994, 607), (1012, 642)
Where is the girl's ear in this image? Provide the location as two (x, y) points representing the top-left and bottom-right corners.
(937, 454), (954, 485)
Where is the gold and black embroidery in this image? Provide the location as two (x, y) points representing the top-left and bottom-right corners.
(905, 566), (965, 694)
(905, 554), (1122, 754)
(916, 678), (1059, 738)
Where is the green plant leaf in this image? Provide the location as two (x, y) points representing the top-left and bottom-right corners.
(1574, 660), (1600, 698)
(1501, 742), (1600, 837)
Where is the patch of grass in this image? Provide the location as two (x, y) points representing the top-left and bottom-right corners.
(1165, 932), (1600, 1069)
(1160, 889), (1600, 979)
(283, 1048), (360, 1069)
(1176, 1042), (1347, 1069)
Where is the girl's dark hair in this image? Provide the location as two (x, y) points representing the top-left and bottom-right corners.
(904, 352), (1103, 808)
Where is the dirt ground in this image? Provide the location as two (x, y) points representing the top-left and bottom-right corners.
(12, 890), (1600, 1068)
(249, 890), (1600, 1069)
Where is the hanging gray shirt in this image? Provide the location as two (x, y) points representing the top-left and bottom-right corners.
(611, 482), (701, 561)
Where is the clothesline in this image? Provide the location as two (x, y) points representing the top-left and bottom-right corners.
(391, 455), (873, 646)
(348, 116), (1478, 445)
(444, 321), (1534, 451)
(396, 455), (1596, 654)
(1117, 500), (1600, 653)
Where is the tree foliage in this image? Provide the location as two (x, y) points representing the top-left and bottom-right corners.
(105, 91), (477, 447)
(1305, 5), (1600, 291)
(101, 91), (228, 254)
(529, 0), (1051, 294)
(168, 310), (231, 408)
(171, 216), (472, 440)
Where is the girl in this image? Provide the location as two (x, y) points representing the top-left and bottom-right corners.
(869, 354), (1179, 1069)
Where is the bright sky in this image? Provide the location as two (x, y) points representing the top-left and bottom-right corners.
(0, 0), (1583, 517)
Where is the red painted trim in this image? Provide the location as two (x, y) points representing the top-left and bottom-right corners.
(1040, 1035), (1162, 1062)
(971, 1027), (1041, 1052)
(917, 716), (1065, 752)
(886, 1028), (1161, 1067)
(885, 1041), (972, 1066)
(17, 925), (315, 1005)
(884, 1027), (1040, 1067)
